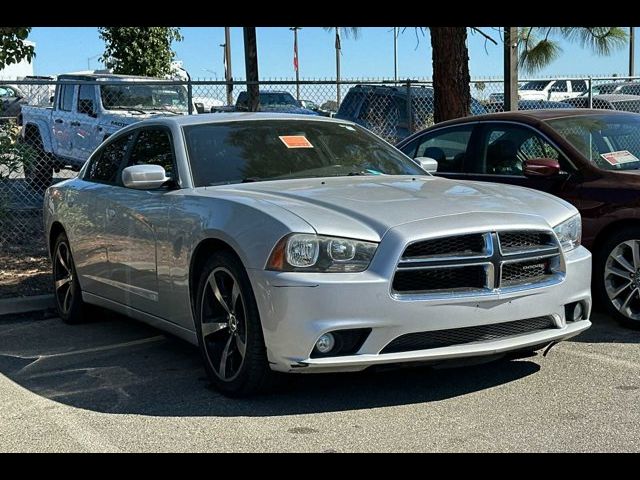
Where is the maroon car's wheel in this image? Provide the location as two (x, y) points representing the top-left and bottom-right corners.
(595, 227), (640, 330)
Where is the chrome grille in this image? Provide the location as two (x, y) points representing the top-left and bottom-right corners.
(392, 230), (562, 296)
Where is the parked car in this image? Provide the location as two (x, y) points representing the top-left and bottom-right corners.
(192, 95), (224, 114)
(335, 84), (487, 143)
(517, 80), (588, 101)
(212, 90), (319, 116)
(577, 81), (640, 97)
(44, 113), (591, 396)
(397, 109), (640, 328)
(300, 99), (333, 117)
(485, 99), (573, 113)
(0, 84), (27, 121)
(563, 94), (640, 113)
(19, 73), (189, 189)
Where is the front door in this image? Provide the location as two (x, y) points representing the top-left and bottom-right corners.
(52, 84), (75, 158)
(72, 84), (101, 162)
(103, 127), (177, 318)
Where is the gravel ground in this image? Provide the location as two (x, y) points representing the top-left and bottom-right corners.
(0, 246), (51, 299)
(0, 309), (638, 452)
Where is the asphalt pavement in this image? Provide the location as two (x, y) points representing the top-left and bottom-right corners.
(0, 309), (638, 452)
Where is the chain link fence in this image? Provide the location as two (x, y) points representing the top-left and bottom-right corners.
(2, 75), (640, 297)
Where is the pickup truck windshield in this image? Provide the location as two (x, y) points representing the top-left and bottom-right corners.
(184, 120), (425, 186)
(547, 114), (640, 171)
(100, 84), (188, 113)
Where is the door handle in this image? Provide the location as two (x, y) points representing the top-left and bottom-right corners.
(54, 118), (63, 124)
(106, 208), (116, 220)
(70, 121), (80, 127)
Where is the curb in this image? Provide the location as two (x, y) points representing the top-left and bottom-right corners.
(0, 294), (55, 316)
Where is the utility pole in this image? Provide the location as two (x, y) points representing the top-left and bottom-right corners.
(393, 27), (398, 84)
(243, 27), (259, 112)
(335, 27), (342, 105)
(290, 27), (301, 101)
(222, 27), (233, 106)
(504, 27), (518, 112)
(630, 27), (635, 77)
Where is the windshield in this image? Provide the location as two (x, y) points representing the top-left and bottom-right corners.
(520, 81), (551, 91)
(547, 114), (640, 170)
(100, 84), (188, 113)
(184, 120), (425, 187)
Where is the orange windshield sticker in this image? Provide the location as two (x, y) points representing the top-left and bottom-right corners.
(279, 135), (314, 148)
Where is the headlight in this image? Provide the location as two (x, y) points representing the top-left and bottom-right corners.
(266, 234), (378, 272)
(553, 214), (581, 252)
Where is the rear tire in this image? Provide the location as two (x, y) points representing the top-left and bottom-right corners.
(52, 232), (86, 324)
(22, 129), (53, 191)
(593, 227), (640, 330)
(194, 250), (278, 396)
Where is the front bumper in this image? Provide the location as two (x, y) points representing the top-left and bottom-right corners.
(249, 242), (592, 374)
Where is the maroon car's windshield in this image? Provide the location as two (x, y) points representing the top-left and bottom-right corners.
(547, 114), (640, 171)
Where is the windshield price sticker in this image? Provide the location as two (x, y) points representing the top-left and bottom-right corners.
(279, 135), (314, 148)
(601, 150), (640, 165)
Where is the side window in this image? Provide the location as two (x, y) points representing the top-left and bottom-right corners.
(58, 85), (75, 111)
(409, 126), (474, 173)
(85, 133), (133, 184)
(620, 84), (640, 95)
(77, 84), (97, 116)
(0, 86), (11, 97)
(571, 80), (587, 93)
(125, 128), (175, 180)
(550, 81), (568, 93)
(479, 124), (563, 176)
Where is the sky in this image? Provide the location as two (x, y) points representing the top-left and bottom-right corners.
(26, 27), (638, 80)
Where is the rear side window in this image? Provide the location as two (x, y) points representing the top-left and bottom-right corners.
(58, 85), (75, 111)
(85, 133), (134, 184)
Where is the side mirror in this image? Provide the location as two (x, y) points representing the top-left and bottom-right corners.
(414, 156), (438, 173)
(194, 102), (205, 114)
(122, 165), (169, 189)
(78, 99), (96, 117)
(50, 95), (55, 104)
(524, 158), (561, 177)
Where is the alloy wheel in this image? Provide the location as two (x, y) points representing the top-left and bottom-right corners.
(604, 239), (640, 322)
(54, 241), (75, 315)
(199, 267), (248, 382)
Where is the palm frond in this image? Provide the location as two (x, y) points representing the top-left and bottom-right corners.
(560, 27), (627, 55)
(322, 27), (360, 39)
(519, 38), (562, 74)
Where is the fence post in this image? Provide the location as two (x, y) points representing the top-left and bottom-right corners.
(587, 77), (593, 109)
(406, 80), (413, 134)
(187, 79), (193, 115)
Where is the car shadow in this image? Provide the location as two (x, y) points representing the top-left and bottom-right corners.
(0, 310), (542, 417)
(569, 311), (640, 344)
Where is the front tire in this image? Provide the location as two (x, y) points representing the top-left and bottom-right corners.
(52, 232), (85, 324)
(195, 250), (276, 396)
(594, 227), (640, 330)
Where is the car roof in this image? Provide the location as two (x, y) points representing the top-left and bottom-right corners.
(348, 84), (434, 96)
(592, 94), (640, 102)
(57, 73), (166, 82)
(124, 112), (357, 128)
(422, 108), (640, 128)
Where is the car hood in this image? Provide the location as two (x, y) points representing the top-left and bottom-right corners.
(202, 176), (576, 242)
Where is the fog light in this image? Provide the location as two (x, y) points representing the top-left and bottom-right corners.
(572, 302), (584, 322)
(315, 333), (335, 354)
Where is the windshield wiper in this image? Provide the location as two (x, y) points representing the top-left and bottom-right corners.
(107, 106), (147, 114)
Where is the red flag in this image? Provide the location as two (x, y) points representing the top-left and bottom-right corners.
(293, 32), (299, 72)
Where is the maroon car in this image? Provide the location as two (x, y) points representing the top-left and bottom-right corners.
(397, 109), (640, 329)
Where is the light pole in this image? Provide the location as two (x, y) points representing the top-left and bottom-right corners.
(393, 27), (398, 84)
(221, 27), (233, 106)
(87, 53), (101, 71)
(335, 27), (341, 105)
(630, 27), (635, 77)
(290, 27), (301, 101)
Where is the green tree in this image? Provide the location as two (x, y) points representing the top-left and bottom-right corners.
(427, 27), (627, 123)
(98, 27), (183, 77)
(0, 27), (34, 70)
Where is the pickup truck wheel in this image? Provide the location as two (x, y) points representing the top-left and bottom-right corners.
(195, 251), (278, 397)
(23, 131), (53, 191)
(594, 227), (640, 330)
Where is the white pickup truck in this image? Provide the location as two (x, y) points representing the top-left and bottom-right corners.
(19, 73), (189, 187)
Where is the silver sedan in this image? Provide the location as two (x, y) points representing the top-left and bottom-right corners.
(43, 113), (592, 396)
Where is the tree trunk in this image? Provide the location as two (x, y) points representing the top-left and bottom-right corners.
(430, 27), (471, 123)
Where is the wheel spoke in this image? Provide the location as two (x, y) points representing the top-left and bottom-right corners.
(218, 334), (234, 379)
(621, 287), (638, 311)
(231, 281), (240, 314)
(613, 253), (635, 273)
(56, 247), (70, 274)
(606, 265), (632, 281)
(201, 321), (228, 337)
(610, 281), (632, 299)
(62, 285), (72, 312)
(55, 276), (71, 291)
(235, 333), (246, 357)
(627, 240), (640, 269)
(209, 275), (231, 315)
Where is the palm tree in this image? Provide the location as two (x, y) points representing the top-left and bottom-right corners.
(429, 27), (627, 123)
(323, 27), (360, 104)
